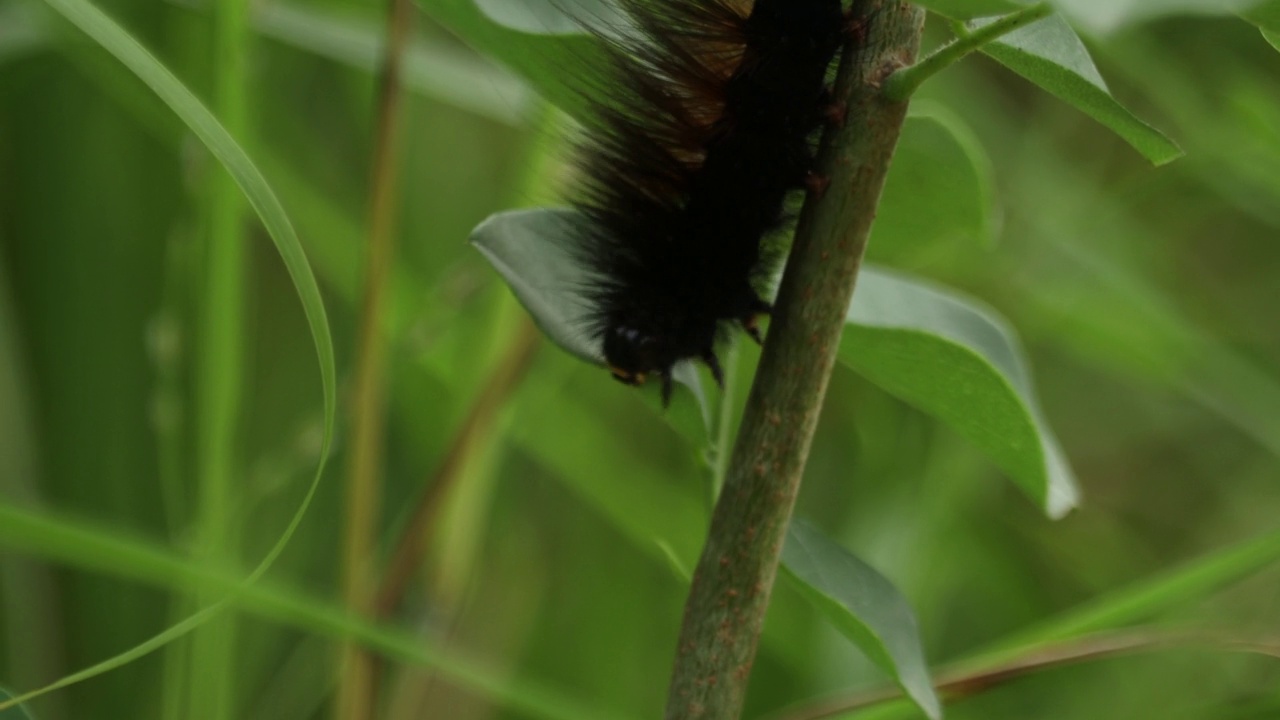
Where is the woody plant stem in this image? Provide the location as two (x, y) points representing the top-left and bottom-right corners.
(663, 3), (924, 718)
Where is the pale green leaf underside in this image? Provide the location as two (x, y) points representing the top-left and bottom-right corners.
(840, 266), (1080, 518)
(783, 520), (941, 720)
(978, 15), (1183, 165)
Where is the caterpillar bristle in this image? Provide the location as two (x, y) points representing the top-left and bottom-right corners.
(570, 0), (849, 405)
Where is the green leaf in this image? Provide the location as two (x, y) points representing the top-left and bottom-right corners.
(977, 14), (1183, 165)
(1240, 0), (1280, 29)
(782, 520), (941, 720)
(1241, 0), (1280, 48)
(840, 267), (1079, 518)
(0, 689), (35, 720)
(911, 0), (1028, 20)
(29, 0), (336, 700)
(416, 0), (605, 119)
(471, 0), (627, 35)
(875, 102), (998, 256)
(0, 3), (49, 64)
(470, 208), (712, 436)
(1055, 0), (1262, 35)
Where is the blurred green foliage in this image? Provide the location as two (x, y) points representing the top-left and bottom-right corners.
(1, 0), (1279, 719)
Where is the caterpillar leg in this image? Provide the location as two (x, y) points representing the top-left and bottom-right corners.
(741, 303), (771, 346)
(609, 365), (646, 387)
(818, 85), (848, 127)
(844, 7), (873, 42)
(805, 171), (831, 198)
(825, 99), (848, 127)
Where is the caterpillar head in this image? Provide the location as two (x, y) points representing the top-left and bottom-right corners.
(603, 324), (667, 387)
(603, 321), (728, 406)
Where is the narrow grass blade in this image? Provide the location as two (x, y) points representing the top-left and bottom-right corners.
(0, 689), (35, 719)
(984, 526), (1280, 657)
(0, 504), (615, 720)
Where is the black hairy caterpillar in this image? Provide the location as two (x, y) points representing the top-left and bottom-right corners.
(571, 0), (851, 404)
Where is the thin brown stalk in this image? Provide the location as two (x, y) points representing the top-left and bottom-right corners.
(373, 320), (541, 617)
(662, 3), (925, 718)
(335, 0), (413, 716)
(770, 630), (1280, 720)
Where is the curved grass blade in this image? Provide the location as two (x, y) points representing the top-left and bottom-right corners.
(7, 0), (338, 705)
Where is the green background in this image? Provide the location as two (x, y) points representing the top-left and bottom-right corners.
(1, 0), (1279, 718)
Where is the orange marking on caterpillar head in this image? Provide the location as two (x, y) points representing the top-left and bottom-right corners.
(609, 365), (647, 386)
